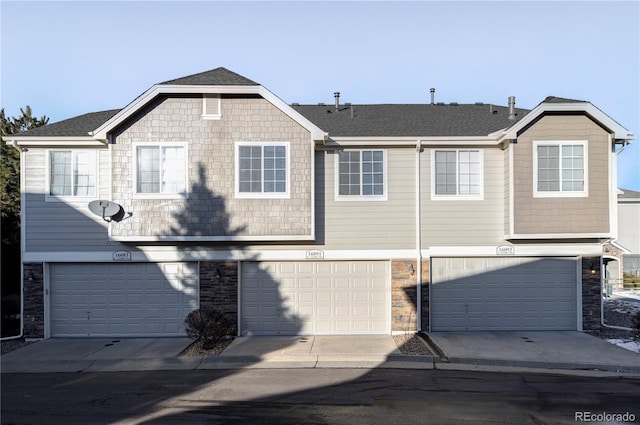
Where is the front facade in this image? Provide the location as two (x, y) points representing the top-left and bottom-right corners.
(5, 68), (635, 338)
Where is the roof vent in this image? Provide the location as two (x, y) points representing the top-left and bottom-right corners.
(436, 102), (445, 106)
(430, 88), (436, 105)
(508, 96), (517, 120)
(450, 102), (458, 106)
(334, 92), (340, 110)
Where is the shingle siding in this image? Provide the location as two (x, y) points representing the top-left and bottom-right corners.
(513, 115), (610, 235)
(110, 95), (313, 239)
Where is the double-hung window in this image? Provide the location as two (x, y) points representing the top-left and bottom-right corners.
(534, 141), (588, 197)
(336, 150), (386, 200)
(236, 142), (289, 198)
(134, 143), (187, 197)
(432, 149), (483, 200)
(47, 150), (97, 199)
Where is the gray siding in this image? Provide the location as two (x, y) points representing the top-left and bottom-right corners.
(23, 148), (126, 252)
(421, 147), (506, 246)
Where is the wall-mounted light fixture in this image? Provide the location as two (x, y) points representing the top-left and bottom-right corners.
(408, 263), (416, 276)
(589, 259), (598, 275)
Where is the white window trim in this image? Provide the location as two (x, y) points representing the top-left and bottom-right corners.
(132, 142), (189, 199)
(45, 149), (99, 202)
(533, 140), (588, 198)
(202, 94), (222, 120)
(334, 149), (388, 202)
(235, 141), (291, 199)
(430, 148), (484, 201)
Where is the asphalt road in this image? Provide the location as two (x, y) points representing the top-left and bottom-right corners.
(2, 368), (639, 425)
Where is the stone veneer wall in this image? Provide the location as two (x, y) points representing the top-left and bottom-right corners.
(199, 261), (239, 331)
(23, 263), (44, 338)
(391, 260), (430, 332)
(582, 256), (602, 331)
(419, 260), (430, 332)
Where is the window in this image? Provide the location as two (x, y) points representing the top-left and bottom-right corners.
(135, 143), (187, 197)
(432, 149), (483, 200)
(47, 150), (96, 199)
(202, 94), (221, 119)
(336, 150), (386, 200)
(534, 141), (588, 197)
(236, 142), (289, 198)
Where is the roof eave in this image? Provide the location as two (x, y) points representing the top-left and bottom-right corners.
(501, 102), (636, 141)
(92, 84), (327, 142)
(326, 136), (501, 147)
(3, 136), (107, 147)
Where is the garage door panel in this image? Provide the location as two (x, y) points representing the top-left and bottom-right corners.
(431, 257), (577, 331)
(51, 263), (198, 337)
(241, 261), (390, 335)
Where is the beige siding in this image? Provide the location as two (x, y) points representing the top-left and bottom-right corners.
(421, 147), (506, 246)
(317, 148), (416, 250)
(110, 95), (313, 239)
(513, 115), (610, 235)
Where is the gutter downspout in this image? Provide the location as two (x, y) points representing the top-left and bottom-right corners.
(1, 140), (25, 341)
(415, 140), (422, 331)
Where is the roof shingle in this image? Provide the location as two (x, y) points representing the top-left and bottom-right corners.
(292, 103), (530, 137)
(10, 109), (121, 137)
(159, 67), (259, 86)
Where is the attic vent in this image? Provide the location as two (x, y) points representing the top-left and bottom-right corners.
(202, 94), (221, 120)
(436, 102), (445, 106)
(450, 102), (458, 106)
(475, 102), (484, 105)
(291, 102), (300, 106)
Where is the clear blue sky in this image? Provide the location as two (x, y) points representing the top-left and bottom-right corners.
(2, 1), (639, 190)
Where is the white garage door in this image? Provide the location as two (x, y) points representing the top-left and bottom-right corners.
(430, 257), (577, 331)
(50, 263), (199, 337)
(241, 261), (390, 335)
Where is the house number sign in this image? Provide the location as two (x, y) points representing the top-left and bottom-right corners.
(112, 251), (132, 261)
(496, 246), (515, 255)
(306, 250), (324, 259)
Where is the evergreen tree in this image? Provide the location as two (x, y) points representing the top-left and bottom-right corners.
(1, 106), (48, 336)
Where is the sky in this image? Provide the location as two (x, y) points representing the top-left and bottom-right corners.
(1, 0), (639, 190)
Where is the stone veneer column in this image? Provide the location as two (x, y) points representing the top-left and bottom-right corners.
(581, 256), (602, 331)
(23, 263), (44, 339)
(199, 261), (239, 330)
(419, 260), (430, 332)
(391, 260), (418, 332)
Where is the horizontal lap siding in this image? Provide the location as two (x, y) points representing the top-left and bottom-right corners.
(421, 148), (506, 246)
(320, 149), (415, 250)
(23, 148), (129, 252)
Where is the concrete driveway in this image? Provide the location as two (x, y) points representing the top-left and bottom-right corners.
(1, 332), (638, 375)
(427, 331), (640, 373)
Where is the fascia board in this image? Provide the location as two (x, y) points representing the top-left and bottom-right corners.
(326, 136), (500, 147)
(501, 103), (636, 141)
(4, 137), (107, 147)
(91, 84), (328, 142)
(506, 232), (615, 239)
(110, 234), (315, 242)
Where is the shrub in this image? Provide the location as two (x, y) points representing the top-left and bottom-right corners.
(632, 311), (640, 341)
(185, 309), (235, 349)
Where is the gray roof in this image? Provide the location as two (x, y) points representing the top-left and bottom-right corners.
(292, 103), (530, 137)
(542, 96), (587, 103)
(619, 188), (640, 199)
(160, 67), (259, 86)
(10, 109), (121, 137)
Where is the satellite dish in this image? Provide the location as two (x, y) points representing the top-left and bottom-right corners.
(88, 200), (125, 222)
